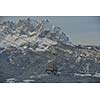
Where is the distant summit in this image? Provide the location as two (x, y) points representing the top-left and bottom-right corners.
(0, 18), (73, 49)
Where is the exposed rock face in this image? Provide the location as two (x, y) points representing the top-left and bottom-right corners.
(0, 18), (100, 83)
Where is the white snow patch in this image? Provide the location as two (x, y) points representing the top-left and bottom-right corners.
(29, 31), (37, 36)
(93, 73), (100, 78)
(35, 38), (57, 52)
(48, 59), (54, 63)
(74, 73), (91, 77)
(57, 72), (61, 75)
(30, 74), (49, 79)
(0, 48), (5, 54)
(23, 46), (27, 49)
(23, 79), (35, 83)
(75, 56), (81, 63)
(6, 78), (17, 83)
(87, 47), (92, 49)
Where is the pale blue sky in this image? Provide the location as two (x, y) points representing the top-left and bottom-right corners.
(0, 16), (100, 45)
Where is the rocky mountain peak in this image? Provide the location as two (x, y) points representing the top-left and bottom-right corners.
(0, 18), (72, 50)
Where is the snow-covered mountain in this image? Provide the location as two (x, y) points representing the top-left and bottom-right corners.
(0, 18), (100, 83)
(0, 18), (72, 50)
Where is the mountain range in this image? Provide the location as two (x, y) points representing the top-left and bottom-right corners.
(0, 18), (100, 83)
